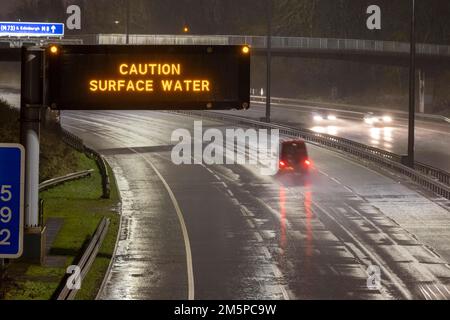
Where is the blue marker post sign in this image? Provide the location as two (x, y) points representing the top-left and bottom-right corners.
(0, 144), (25, 258)
(0, 21), (64, 37)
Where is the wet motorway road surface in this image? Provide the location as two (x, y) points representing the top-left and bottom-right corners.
(61, 111), (450, 300)
(221, 102), (450, 172)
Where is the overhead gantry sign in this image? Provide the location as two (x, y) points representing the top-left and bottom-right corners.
(46, 45), (251, 110)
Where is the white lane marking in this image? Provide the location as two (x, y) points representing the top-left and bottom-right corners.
(253, 197), (292, 229)
(442, 284), (450, 296)
(246, 219), (256, 229)
(254, 232), (264, 243)
(425, 285), (439, 300)
(432, 284), (446, 299)
(344, 186), (353, 193)
(272, 264), (283, 278)
(311, 200), (412, 300)
(230, 198), (240, 205)
(419, 285), (434, 300)
(279, 286), (290, 300)
(240, 206), (254, 217)
(130, 148), (195, 301)
(261, 246), (272, 259)
(330, 177), (342, 185)
(418, 284), (432, 300)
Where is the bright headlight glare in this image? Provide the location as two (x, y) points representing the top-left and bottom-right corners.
(313, 115), (323, 121)
(327, 115), (337, 121)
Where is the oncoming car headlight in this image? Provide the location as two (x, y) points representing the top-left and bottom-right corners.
(327, 115), (337, 121)
(382, 116), (393, 123)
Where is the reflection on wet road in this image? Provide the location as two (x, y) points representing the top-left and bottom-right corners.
(62, 110), (450, 300)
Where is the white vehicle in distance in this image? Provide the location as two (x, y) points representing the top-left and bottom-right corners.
(363, 112), (393, 126)
(312, 111), (338, 122)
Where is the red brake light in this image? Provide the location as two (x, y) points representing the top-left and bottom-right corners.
(304, 159), (311, 166)
(279, 160), (286, 167)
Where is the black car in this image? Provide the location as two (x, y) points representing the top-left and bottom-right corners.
(279, 140), (311, 174)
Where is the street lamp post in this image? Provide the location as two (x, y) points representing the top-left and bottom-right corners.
(125, 0), (130, 44)
(407, 0), (416, 167)
(265, 0), (272, 123)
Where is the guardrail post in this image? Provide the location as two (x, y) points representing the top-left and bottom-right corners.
(39, 199), (44, 227)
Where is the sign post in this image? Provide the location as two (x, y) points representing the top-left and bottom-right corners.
(406, 0), (416, 168)
(0, 21), (64, 37)
(265, 0), (272, 123)
(0, 144), (25, 259)
(20, 47), (46, 263)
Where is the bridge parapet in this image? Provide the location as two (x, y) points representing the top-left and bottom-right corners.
(0, 36), (82, 48)
(93, 34), (450, 57)
(1, 34), (449, 58)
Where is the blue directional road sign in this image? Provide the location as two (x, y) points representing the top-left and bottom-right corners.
(0, 21), (64, 37)
(0, 144), (25, 258)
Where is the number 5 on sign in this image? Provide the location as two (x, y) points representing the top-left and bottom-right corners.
(0, 144), (25, 258)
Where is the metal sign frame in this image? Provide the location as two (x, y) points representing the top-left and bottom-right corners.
(0, 143), (25, 259)
(46, 44), (251, 111)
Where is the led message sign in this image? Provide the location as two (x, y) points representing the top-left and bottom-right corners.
(46, 45), (250, 110)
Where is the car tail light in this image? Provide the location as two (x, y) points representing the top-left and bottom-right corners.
(279, 160), (286, 167)
(304, 159), (311, 166)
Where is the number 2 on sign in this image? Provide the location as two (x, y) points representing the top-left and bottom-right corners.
(0, 229), (11, 245)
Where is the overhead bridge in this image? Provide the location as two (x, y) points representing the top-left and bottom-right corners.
(1, 33), (448, 112)
(87, 34), (450, 67)
(2, 33), (450, 67)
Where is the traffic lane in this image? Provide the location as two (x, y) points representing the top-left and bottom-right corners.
(304, 144), (450, 299)
(220, 103), (450, 171)
(62, 112), (191, 300)
(197, 162), (389, 299)
(247, 101), (450, 133)
(62, 111), (450, 299)
(206, 141), (450, 299)
(62, 111), (292, 299)
(62, 111), (385, 299)
(100, 153), (189, 300)
(84, 111), (388, 299)
(309, 145), (450, 265)
(145, 154), (291, 300)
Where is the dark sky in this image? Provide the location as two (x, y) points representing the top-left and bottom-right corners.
(1, 0), (449, 44)
(0, 0), (15, 15)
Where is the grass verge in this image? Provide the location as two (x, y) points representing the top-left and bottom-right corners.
(2, 151), (120, 300)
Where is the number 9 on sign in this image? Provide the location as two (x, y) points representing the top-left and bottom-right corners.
(1, 207), (12, 223)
